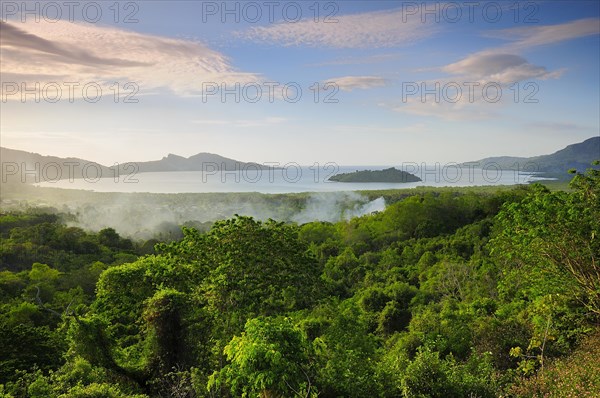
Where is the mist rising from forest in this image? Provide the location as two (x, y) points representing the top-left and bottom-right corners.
(56, 191), (386, 239)
(292, 192), (385, 224)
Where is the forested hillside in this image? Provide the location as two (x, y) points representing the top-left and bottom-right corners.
(464, 136), (600, 179)
(0, 164), (598, 397)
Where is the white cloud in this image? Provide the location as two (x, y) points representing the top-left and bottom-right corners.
(327, 76), (387, 91)
(486, 18), (600, 50)
(438, 18), (599, 85)
(237, 8), (438, 48)
(389, 19), (599, 121)
(383, 75), (517, 121)
(442, 53), (563, 83)
(0, 20), (261, 99)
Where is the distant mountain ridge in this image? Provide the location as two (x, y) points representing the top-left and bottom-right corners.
(462, 136), (599, 179)
(0, 147), (273, 183)
(123, 152), (273, 173)
(2, 136), (598, 184)
(0, 147), (113, 183)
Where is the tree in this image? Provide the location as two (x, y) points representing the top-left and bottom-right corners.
(492, 162), (600, 315)
(199, 216), (321, 327)
(209, 317), (315, 398)
(0, 324), (64, 383)
(313, 300), (383, 398)
(71, 255), (206, 394)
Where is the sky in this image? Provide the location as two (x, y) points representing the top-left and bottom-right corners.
(1, 0), (599, 166)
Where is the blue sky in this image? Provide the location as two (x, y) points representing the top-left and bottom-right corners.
(1, 1), (599, 165)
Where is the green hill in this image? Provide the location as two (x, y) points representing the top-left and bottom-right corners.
(329, 167), (421, 183)
(463, 136), (599, 179)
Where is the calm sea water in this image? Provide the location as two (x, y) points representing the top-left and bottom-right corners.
(36, 165), (550, 194)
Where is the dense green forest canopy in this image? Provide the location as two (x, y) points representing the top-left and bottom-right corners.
(0, 163), (598, 397)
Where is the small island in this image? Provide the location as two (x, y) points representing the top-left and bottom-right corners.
(328, 167), (422, 183)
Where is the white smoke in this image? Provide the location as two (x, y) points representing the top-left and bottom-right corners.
(1, 187), (387, 239)
(344, 196), (386, 220)
(292, 192), (386, 224)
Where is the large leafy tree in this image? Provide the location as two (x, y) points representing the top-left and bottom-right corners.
(69, 255), (207, 395)
(209, 317), (315, 398)
(66, 216), (322, 395)
(198, 216), (322, 328)
(492, 163), (600, 315)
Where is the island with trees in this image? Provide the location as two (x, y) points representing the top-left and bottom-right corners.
(329, 167), (422, 183)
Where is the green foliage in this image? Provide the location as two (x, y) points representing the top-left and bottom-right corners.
(507, 329), (600, 397)
(29, 262), (61, 282)
(311, 299), (384, 397)
(0, 211), (140, 272)
(59, 383), (146, 398)
(401, 347), (497, 397)
(322, 247), (361, 297)
(492, 166), (600, 315)
(0, 324), (64, 383)
(77, 256), (209, 395)
(401, 347), (451, 397)
(378, 300), (412, 335)
(210, 316), (315, 397)
(143, 288), (187, 377)
(28, 374), (54, 398)
(2, 175), (598, 396)
(200, 216), (321, 320)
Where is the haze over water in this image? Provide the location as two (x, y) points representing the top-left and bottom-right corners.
(36, 165), (548, 194)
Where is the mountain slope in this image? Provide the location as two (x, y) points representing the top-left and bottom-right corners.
(0, 147), (273, 183)
(0, 147), (113, 183)
(122, 152), (273, 173)
(464, 136), (599, 179)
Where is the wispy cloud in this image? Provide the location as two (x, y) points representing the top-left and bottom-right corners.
(442, 53), (564, 84)
(0, 20), (260, 99)
(441, 18), (599, 84)
(327, 76), (387, 92)
(237, 8), (438, 48)
(485, 18), (600, 50)
(390, 18), (599, 121)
